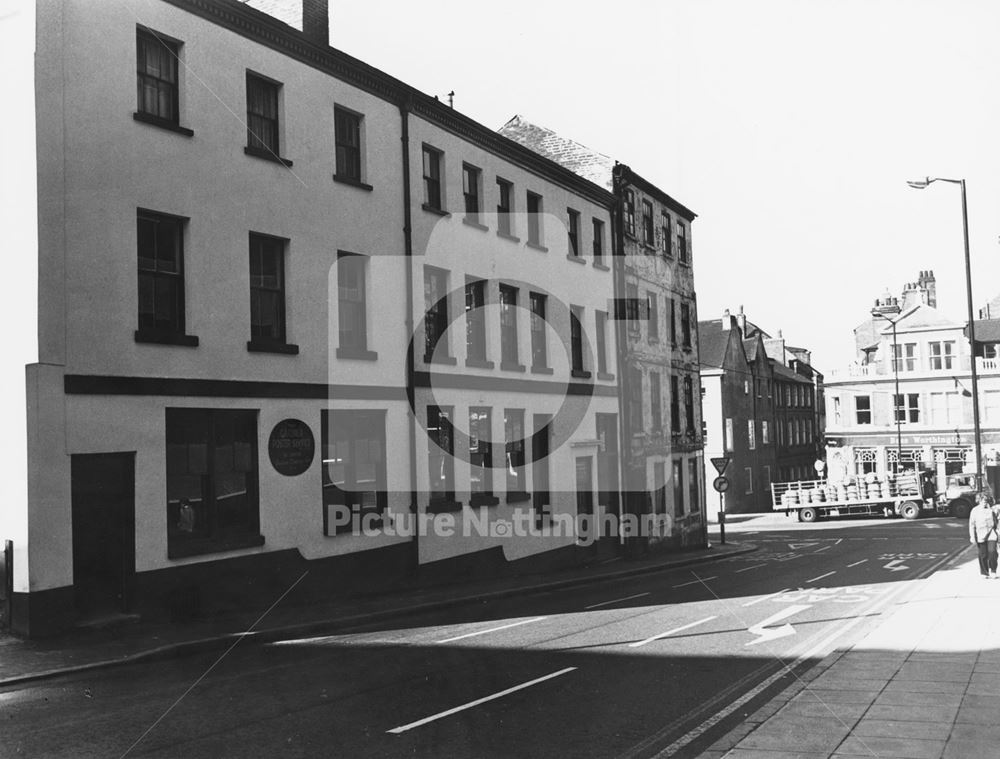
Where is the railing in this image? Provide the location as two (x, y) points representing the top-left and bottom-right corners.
(829, 356), (1000, 379)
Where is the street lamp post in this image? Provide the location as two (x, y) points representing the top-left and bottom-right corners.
(877, 313), (904, 473)
(907, 177), (982, 477)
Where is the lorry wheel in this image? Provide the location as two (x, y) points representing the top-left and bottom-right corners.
(799, 507), (818, 523)
(900, 501), (921, 520)
(950, 500), (971, 519)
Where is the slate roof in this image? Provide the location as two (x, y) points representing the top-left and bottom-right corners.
(968, 319), (1000, 343)
(497, 115), (615, 190)
(771, 361), (812, 384)
(743, 338), (760, 362)
(697, 321), (733, 368)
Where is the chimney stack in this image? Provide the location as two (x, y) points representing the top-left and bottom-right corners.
(736, 304), (747, 337)
(302, 0), (329, 46)
(721, 308), (731, 330)
(918, 269), (936, 308)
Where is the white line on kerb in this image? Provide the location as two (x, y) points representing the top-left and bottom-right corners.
(807, 571), (836, 583)
(847, 559), (868, 568)
(673, 576), (717, 588)
(743, 588), (789, 607)
(436, 617), (546, 644)
(386, 667), (577, 734)
(629, 616), (717, 648)
(734, 564), (767, 573)
(585, 592), (650, 610)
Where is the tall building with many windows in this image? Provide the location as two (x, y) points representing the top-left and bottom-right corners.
(498, 118), (707, 552)
(12, 0), (629, 635)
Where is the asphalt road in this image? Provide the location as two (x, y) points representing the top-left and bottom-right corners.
(1, 516), (972, 759)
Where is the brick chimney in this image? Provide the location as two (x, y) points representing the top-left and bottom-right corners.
(239, 0), (329, 46)
(302, 0), (329, 46)
(918, 269), (936, 308)
(735, 305), (747, 337)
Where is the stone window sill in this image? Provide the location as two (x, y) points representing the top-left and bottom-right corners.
(244, 145), (294, 167)
(135, 329), (199, 347)
(133, 111), (194, 137)
(333, 174), (373, 191)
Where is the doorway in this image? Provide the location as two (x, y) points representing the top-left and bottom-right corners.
(71, 453), (135, 618)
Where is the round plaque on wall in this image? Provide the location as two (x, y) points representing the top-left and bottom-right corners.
(268, 419), (315, 476)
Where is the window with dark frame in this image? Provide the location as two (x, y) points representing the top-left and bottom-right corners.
(684, 376), (694, 433)
(669, 298), (677, 344)
(497, 178), (513, 235)
(424, 267), (449, 361)
(570, 306), (586, 374)
(334, 106), (362, 182)
(648, 291), (659, 341)
(593, 218), (604, 262)
(532, 414), (552, 521)
(629, 367), (643, 432)
(568, 208), (580, 256)
(166, 408), (260, 558)
(427, 405), (455, 503)
(660, 212), (672, 256)
(321, 410), (387, 535)
(246, 72), (280, 154)
(500, 284), (519, 365)
(505, 409), (527, 498)
(465, 279), (487, 362)
(673, 459), (684, 517)
(530, 292), (548, 369)
(681, 302), (692, 347)
(894, 393), (920, 423)
(624, 189), (636, 238)
(249, 233), (287, 344)
(688, 459), (700, 512)
(469, 407), (493, 501)
(136, 28), (179, 124)
(337, 253), (368, 352)
(423, 146), (443, 210)
(137, 210), (186, 337)
(653, 462), (667, 515)
(670, 375), (680, 434)
(527, 191), (542, 245)
(642, 199), (654, 245)
(626, 282), (640, 329)
(595, 311), (608, 375)
(650, 371), (662, 430)
(463, 164), (481, 221)
(855, 395), (872, 424)
(678, 221), (689, 263)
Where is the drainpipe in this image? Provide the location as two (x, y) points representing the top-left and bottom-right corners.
(399, 95), (419, 569)
(611, 165), (633, 557)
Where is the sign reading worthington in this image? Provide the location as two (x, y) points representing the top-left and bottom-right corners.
(268, 419), (315, 476)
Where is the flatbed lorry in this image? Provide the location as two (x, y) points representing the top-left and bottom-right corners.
(770, 472), (946, 523)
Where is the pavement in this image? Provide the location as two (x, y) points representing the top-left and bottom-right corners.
(704, 547), (1000, 759)
(0, 539), (755, 688)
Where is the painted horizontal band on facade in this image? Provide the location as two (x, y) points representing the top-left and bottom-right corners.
(63, 373), (618, 399)
(413, 371), (618, 397)
(63, 375), (407, 400)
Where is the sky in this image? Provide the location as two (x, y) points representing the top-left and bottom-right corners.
(329, 0), (1000, 371)
(3, 0), (1000, 378)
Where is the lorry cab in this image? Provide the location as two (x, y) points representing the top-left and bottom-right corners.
(942, 473), (991, 519)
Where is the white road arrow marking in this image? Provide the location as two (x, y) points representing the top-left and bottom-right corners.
(883, 559), (909, 572)
(746, 604), (811, 646)
(788, 542), (819, 550)
(923, 523), (941, 529)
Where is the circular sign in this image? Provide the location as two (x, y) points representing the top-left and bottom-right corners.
(713, 476), (729, 493)
(268, 419), (315, 476)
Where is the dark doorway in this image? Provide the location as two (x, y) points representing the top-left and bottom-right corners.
(72, 453), (135, 618)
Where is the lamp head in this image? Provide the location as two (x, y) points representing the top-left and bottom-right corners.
(906, 177), (933, 189)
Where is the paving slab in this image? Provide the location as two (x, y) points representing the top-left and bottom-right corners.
(850, 718), (953, 741)
(832, 735), (946, 758)
(738, 716), (852, 754)
(864, 703), (960, 723)
(873, 690), (963, 708)
(881, 679), (967, 695)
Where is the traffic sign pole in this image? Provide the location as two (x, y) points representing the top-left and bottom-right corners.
(718, 492), (726, 545)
